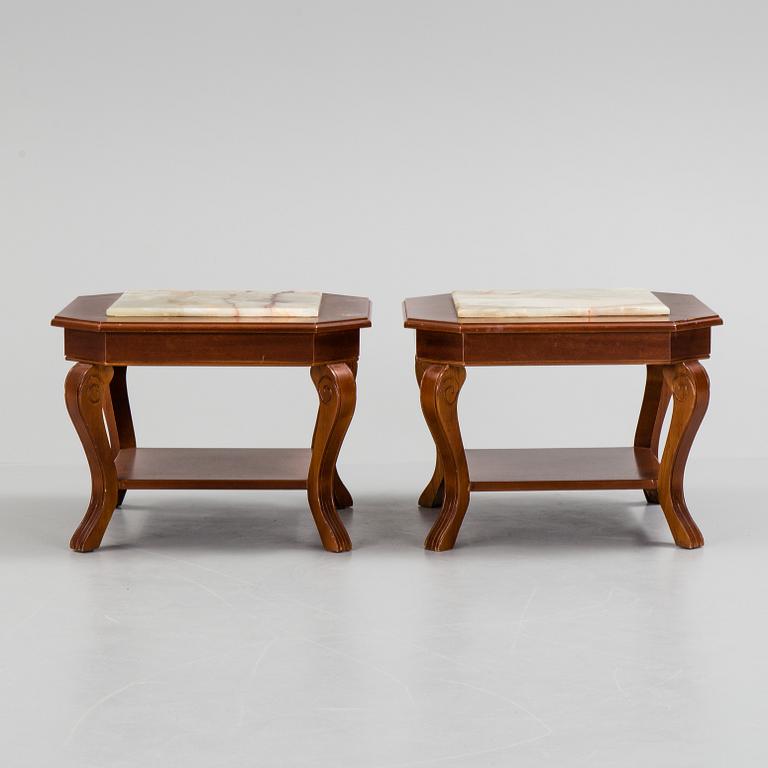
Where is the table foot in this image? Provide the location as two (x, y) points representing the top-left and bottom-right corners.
(419, 364), (469, 551)
(65, 363), (118, 552)
(658, 361), (709, 549)
(308, 363), (356, 552)
(333, 473), (354, 509)
(418, 459), (445, 508)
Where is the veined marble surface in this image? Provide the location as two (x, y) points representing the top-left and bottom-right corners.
(106, 290), (322, 318)
(452, 289), (670, 318)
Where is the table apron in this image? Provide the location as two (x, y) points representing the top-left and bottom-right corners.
(64, 328), (360, 365)
(416, 328), (711, 365)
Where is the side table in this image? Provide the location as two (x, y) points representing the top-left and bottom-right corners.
(52, 293), (371, 553)
(403, 292), (722, 551)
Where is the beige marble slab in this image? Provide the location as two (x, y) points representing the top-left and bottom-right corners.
(451, 289), (670, 318)
(106, 290), (322, 318)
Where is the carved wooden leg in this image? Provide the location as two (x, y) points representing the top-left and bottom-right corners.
(421, 364), (469, 551)
(657, 360), (709, 549)
(310, 361), (356, 510)
(634, 364), (671, 503)
(65, 363), (118, 552)
(105, 365), (136, 507)
(416, 359), (444, 508)
(307, 363), (356, 552)
(332, 472), (354, 510)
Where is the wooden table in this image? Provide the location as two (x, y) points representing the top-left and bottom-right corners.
(403, 292), (722, 551)
(52, 293), (371, 553)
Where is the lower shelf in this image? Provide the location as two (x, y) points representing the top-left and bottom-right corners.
(467, 447), (659, 491)
(115, 448), (311, 490)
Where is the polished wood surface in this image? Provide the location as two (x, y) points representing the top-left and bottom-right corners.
(115, 448), (310, 489)
(404, 292), (721, 366)
(307, 363), (357, 553)
(419, 363), (469, 552)
(65, 363), (118, 552)
(415, 359), (444, 508)
(657, 360), (709, 548)
(634, 365), (671, 503)
(407, 291), (720, 551)
(107, 365), (136, 507)
(55, 293), (369, 552)
(311, 361), (357, 510)
(467, 448), (659, 490)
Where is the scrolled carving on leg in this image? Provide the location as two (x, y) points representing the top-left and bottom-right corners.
(420, 364), (469, 551)
(657, 360), (709, 549)
(308, 362), (356, 552)
(310, 362), (356, 510)
(416, 358), (444, 508)
(65, 363), (118, 552)
(634, 364), (672, 504)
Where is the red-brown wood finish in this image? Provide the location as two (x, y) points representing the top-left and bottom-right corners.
(54, 293), (371, 552)
(307, 363), (357, 553)
(657, 360), (710, 548)
(107, 365), (136, 507)
(634, 365), (671, 503)
(415, 359), (444, 509)
(65, 363), (119, 552)
(114, 448), (311, 489)
(404, 292), (721, 551)
(419, 363), (469, 551)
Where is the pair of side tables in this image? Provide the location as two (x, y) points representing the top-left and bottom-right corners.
(52, 292), (722, 553)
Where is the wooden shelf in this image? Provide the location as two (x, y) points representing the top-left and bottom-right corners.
(467, 447), (659, 491)
(115, 448), (310, 490)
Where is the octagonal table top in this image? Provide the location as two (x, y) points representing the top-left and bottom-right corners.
(52, 293), (372, 334)
(403, 292), (721, 334)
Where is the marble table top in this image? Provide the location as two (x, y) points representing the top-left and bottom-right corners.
(106, 290), (322, 318)
(451, 289), (670, 318)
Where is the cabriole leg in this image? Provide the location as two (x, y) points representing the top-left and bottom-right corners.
(66, 363), (118, 552)
(307, 363), (356, 552)
(657, 360), (709, 549)
(420, 364), (469, 551)
(634, 364), (671, 504)
(416, 359), (444, 508)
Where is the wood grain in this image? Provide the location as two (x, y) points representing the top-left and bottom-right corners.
(65, 363), (118, 552)
(311, 361), (357, 510)
(406, 292), (719, 551)
(467, 447), (659, 490)
(115, 448), (309, 489)
(107, 365), (136, 506)
(55, 292), (369, 552)
(307, 363), (356, 552)
(420, 364), (469, 551)
(634, 365), (671, 503)
(657, 361), (709, 548)
(415, 358), (444, 508)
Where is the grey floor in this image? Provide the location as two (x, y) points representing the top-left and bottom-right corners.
(1, 460), (765, 768)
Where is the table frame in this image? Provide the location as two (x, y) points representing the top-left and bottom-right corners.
(404, 292), (722, 551)
(53, 293), (371, 553)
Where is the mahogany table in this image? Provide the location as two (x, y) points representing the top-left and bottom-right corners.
(52, 293), (371, 553)
(403, 292), (722, 551)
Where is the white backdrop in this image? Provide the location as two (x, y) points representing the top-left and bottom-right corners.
(2, 1), (765, 469)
